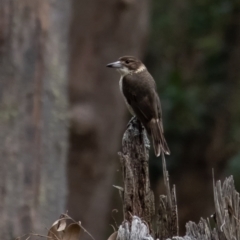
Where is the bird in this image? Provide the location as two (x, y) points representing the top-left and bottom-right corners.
(106, 56), (170, 157)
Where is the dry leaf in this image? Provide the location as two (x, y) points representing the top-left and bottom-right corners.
(57, 219), (67, 232)
(63, 223), (81, 240)
(52, 219), (61, 227)
(48, 224), (63, 240)
(107, 231), (117, 240)
(51, 215), (67, 232)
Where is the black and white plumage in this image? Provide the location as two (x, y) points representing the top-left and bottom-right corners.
(107, 56), (170, 157)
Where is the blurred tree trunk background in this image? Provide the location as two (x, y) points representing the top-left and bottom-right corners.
(67, 0), (149, 239)
(0, 0), (70, 239)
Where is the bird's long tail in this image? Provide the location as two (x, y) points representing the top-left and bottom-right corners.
(149, 118), (170, 157)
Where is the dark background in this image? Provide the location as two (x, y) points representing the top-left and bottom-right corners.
(0, 0), (240, 239)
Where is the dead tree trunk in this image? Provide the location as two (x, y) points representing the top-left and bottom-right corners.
(118, 118), (178, 239)
(119, 118), (154, 232)
(115, 119), (240, 240)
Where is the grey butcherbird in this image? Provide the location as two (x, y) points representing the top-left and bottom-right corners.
(106, 56), (170, 157)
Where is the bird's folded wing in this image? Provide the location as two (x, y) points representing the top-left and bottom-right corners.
(123, 92), (158, 128)
(122, 74), (161, 122)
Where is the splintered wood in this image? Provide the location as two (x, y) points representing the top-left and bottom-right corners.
(170, 176), (240, 240)
(157, 154), (178, 239)
(116, 118), (240, 240)
(118, 117), (155, 233)
(118, 117), (177, 239)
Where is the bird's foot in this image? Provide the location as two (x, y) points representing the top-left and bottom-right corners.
(127, 117), (143, 132)
(126, 117), (150, 151)
(127, 116), (137, 128)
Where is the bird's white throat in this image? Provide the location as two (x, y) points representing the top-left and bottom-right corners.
(116, 64), (146, 77)
(117, 66), (132, 77)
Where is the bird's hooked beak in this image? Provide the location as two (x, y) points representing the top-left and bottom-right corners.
(106, 61), (122, 68)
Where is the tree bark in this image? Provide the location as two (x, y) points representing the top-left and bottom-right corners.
(157, 155), (178, 239)
(67, 1), (150, 239)
(119, 118), (155, 233)
(0, 1), (70, 239)
(117, 118), (178, 240)
(116, 121), (240, 240)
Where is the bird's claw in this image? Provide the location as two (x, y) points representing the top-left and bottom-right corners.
(127, 116), (137, 128)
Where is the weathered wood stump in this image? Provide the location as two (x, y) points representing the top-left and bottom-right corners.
(117, 117), (178, 239)
(114, 118), (240, 240)
(118, 117), (154, 233)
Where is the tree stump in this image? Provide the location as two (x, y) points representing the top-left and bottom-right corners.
(115, 118), (240, 240)
(118, 117), (178, 239)
(118, 117), (155, 233)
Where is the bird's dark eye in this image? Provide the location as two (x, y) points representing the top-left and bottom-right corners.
(125, 60), (130, 64)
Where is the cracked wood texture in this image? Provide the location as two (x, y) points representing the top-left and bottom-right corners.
(117, 118), (178, 239)
(0, 1), (70, 239)
(167, 176), (240, 240)
(157, 154), (179, 239)
(119, 118), (155, 234)
(117, 119), (240, 240)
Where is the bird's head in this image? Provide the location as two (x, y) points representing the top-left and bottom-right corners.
(106, 56), (146, 76)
